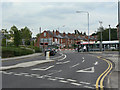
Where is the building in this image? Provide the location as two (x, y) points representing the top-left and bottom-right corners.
(35, 30), (97, 49)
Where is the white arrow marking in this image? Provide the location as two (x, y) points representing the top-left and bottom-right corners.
(76, 67), (95, 73)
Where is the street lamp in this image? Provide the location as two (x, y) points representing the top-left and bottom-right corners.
(76, 11), (90, 51)
(99, 21), (103, 51)
(109, 25), (111, 41)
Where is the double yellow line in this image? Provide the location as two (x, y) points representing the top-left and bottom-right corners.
(96, 56), (113, 90)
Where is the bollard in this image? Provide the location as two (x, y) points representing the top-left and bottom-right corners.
(46, 51), (50, 60)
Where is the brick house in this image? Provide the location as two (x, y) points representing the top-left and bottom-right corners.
(35, 30), (97, 49)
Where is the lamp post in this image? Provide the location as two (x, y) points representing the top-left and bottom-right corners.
(76, 11), (90, 52)
(118, 0), (120, 57)
(99, 21), (103, 51)
(109, 25), (111, 41)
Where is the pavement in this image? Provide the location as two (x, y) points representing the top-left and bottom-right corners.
(1, 50), (115, 89)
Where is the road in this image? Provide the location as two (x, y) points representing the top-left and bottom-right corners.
(1, 50), (114, 89)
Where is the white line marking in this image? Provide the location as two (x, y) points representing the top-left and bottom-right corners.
(55, 77), (64, 80)
(56, 61), (70, 65)
(70, 63), (79, 68)
(48, 73), (54, 75)
(80, 81), (90, 85)
(82, 57), (84, 60)
(14, 73), (23, 76)
(44, 75), (51, 78)
(67, 79), (77, 82)
(76, 67), (94, 73)
(94, 62), (98, 65)
(48, 78), (56, 81)
(59, 80), (68, 83)
(84, 86), (94, 89)
(36, 76), (43, 78)
(20, 73), (29, 75)
(63, 61), (70, 64)
(58, 55), (67, 61)
(71, 82), (81, 86)
(82, 60), (85, 63)
(24, 74), (32, 77)
(31, 74), (39, 77)
(2, 72), (13, 75)
(31, 65), (54, 71)
(58, 70), (62, 72)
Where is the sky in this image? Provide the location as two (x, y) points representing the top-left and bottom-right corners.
(0, 0), (118, 37)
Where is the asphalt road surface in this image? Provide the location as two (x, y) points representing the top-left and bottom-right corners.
(1, 50), (114, 89)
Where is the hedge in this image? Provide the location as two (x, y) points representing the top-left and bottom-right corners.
(2, 46), (34, 58)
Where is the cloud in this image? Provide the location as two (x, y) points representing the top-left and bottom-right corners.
(1, 2), (118, 36)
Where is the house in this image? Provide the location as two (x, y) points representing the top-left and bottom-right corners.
(35, 30), (97, 49)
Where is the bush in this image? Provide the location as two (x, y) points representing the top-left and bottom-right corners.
(34, 47), (42, 53)
(2, 46), (34, 58)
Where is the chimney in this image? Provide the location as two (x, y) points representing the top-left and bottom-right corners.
(63, 32), (66, 36)
(56, 30), (59, 35)
(53, 30), (54, 35)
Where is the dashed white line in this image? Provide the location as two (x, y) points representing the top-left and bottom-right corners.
(55, 77), (64, 80)
(71, 82), (81, 86)
(14, 73), (23, 76)
(24, 74), (32, 77)
(67, 79), (77, 82)
(2, 71), (13, 75)
(59, 80), (68, 83)
(48, 78), (56, 81)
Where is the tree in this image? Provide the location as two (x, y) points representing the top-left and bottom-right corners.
(96, 28), (117, 41)
(20, 27), (32, 45)
(10, 25), (21, 47)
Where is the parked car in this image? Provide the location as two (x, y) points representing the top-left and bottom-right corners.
(44, 48), (56, 56)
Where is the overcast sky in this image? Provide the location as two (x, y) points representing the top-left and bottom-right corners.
(1, 1), (118, 37)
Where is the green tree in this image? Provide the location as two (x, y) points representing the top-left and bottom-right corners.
(10, 25), (22, 47)
(20, 27), (32, 45)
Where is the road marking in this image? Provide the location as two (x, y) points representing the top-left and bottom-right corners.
(36, 76), (43, 79)
(80, 81), (90, 85)
(20, 73), (29, 75)
(100, 60), (112, 89)
(58, 55), (67, 61)
(44, 75), (51, 78)
(48, 78), (56, 81)
(94, 62), (98, 65)
(56, 61), (69, 65)
(31, 74), (39, 77)
(76, 67), (94, 73)
(84, 86), (94, 89)
(59, 80), (68, 83)
(71, 82), (81, 86)
(82, 57), (84, 60)
(14, 73), (23, 76)
(2, 71), (13, 75)
(67, 79), (77, 82)
(70, 63), (79, 68)
(55, 77), (64, 80)
(82, 60), (85, 63)
(96, 57), (113, 89)
(31, 65), (54, 71)
(24, 74), (32, 77)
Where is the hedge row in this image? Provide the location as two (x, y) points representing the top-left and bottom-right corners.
(2, 46), (34, 58)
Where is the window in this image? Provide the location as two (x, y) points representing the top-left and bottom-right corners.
(44, 32), (46, 37)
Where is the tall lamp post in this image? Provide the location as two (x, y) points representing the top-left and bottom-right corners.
(99, 21), (103, 52)
(76, 11), (90, 51)
(109, 25), (111, 41)
(118, 0), (120, 57)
